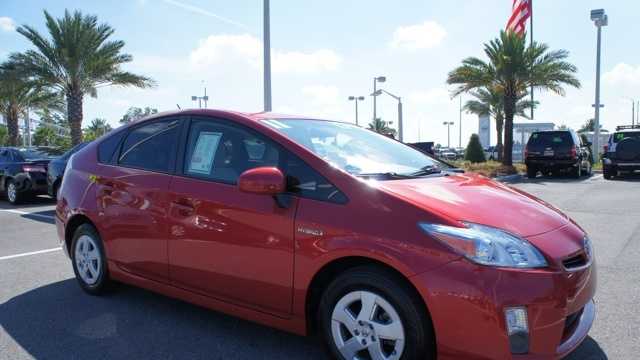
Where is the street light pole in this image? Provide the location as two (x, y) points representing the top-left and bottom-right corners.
(263, 0), (272, 112)
(348, 96), (365, 126)
(443, 121), (454, 148)
(591, 9), (607, 163)
(397, 98), (403, 142)
(374, 89), (403, 141)
(459, 96), (462, 148)
(372, 76), (386, 124)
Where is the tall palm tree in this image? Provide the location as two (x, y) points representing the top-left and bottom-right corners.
(447, 31), (580, 166)
(10, 10), (155, 145)
(0, 61), (60, 146)
(463, 87), (536, 161)
(368, 118), (397, 138)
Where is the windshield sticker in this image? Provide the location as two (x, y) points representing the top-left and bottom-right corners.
(188, 131), (222, 175)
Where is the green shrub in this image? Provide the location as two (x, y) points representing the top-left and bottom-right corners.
(464, 133), (486, 163)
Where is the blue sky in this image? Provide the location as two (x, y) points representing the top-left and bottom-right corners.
(1, 0), (639, 146)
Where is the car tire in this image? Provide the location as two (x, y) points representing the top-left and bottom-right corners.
(318, 266), (435, 360)
(585, 161), (592, 176)
(52, 181), (60, 201)
(572, 164), (582, 178)
(71, 224), (112, 295)
(603, 166), (615, 180)
(5, 179), (23, 205)
(526, 166), (537, 179)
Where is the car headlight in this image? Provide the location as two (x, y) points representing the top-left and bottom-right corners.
(419, 222), (548, 268)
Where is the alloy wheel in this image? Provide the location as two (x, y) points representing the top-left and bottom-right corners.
(74, 234), (102, 285)
(7, 182), (17, 203)
(331, 290), (405, 360)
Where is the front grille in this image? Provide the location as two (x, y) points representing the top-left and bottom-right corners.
(562, 308), (584, 340)
(562, 253), (587, 269)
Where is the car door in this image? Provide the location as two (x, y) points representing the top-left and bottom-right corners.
(166, 117), (297, 316)
(95, 118), (181, 283)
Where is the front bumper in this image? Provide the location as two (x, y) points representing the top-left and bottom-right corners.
(410, 255), (596, 359)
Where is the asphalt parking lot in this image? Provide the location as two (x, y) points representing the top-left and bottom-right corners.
(1, 173), (638, 359)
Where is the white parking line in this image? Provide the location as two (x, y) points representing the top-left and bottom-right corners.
(0, 208), (55, 220)
(0, 247), (62, 261)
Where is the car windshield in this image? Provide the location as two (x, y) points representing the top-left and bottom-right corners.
(613, 131), (640, 143)
(262, 119), (448, 177)
(18, 147), (63, 160)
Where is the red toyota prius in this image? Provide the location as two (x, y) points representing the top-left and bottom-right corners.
(56, 109), (596, 359)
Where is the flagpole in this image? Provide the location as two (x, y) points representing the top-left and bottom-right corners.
(530, 0), (534, 120)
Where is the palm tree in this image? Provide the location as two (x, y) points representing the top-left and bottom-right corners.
(10, 10), (155, 145)
(463, 86), (536, 160)
(83, 118), (112, 141)
(0, 61), (60, 146)
(447, 31), (580, 166)
(368, 118), (397, 138)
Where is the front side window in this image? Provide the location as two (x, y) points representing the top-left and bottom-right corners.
(262, 119), (447, 178)
(183, 119), (280, 183)
(119, 119), (180, 172)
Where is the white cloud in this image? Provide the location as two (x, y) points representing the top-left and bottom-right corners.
(189, 34), (342, 74)
(0, 17), (16, 32)
(190, 34), (261, 68)
(603, 63), (640, 87)
(390, 21), (446, 51)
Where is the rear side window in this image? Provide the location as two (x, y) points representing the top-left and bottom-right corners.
(119, 119), (180, 173)
(528, 132), (572, 146)
(98, 131), (126, 164)
(613, 131), (640, 143)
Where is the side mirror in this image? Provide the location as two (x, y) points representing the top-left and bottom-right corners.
(238, 167), (285, 195)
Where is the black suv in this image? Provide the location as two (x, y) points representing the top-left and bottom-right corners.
(602, 125), (640, 179)
(0, 147), (63, 204)
(524, 130), (592, 179)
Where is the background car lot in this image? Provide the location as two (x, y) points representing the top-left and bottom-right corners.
(1, 174), (638, 359)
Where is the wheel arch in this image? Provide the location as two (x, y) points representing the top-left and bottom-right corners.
(64, 213), (98, 256)
(304, 256), (432, 336)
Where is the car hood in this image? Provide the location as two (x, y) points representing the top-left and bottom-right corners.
(376, 173), (569, 238)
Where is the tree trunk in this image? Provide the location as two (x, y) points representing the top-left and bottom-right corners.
(502, 91), (516, 167)
(67, 90), (84, 146)
(496, 114), (504, 161)
(6, 106), (20, 147)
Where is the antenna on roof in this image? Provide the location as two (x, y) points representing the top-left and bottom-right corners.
(176, 104), (181, 110)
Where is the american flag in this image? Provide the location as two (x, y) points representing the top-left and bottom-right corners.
(506, 0), (531, 36)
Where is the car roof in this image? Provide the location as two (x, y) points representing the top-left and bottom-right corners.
(136, 108), (329, 124)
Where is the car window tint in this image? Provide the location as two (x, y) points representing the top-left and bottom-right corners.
(614, 131), (640, 143)
(119, 119), (180, 172)
(98, 130), (127, 164)
(284, 152), (348, 204)
(183, 119), (280, 183)
(529, 132), (571, 146)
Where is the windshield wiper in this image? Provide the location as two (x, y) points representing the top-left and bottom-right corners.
(407, 165), (443, 177)
(356, 172), (416, 179)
